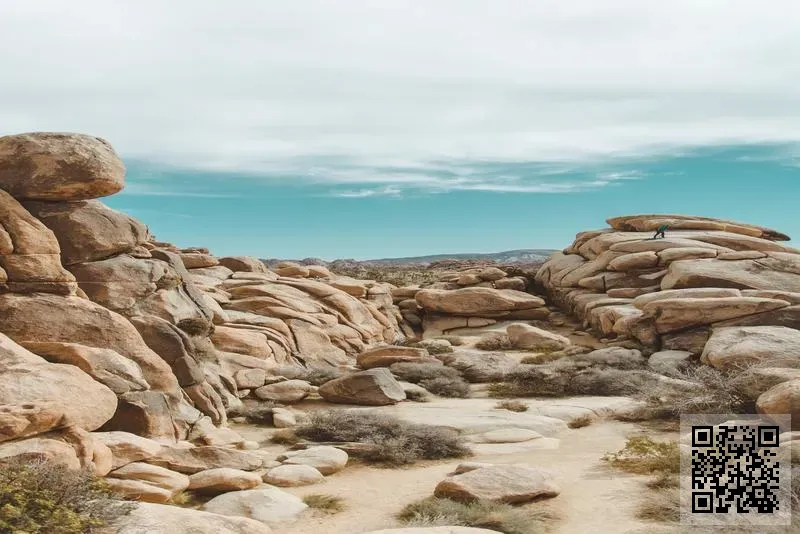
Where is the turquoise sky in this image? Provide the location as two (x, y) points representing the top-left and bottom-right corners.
(105, 144), (800, 260)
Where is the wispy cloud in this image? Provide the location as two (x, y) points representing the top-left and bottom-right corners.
(121, 182), (245, 198)
(330, 185), (403, 198)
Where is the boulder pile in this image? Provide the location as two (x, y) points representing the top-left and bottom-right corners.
(0, 132), (409, 486)
(536, 214), (800, 427)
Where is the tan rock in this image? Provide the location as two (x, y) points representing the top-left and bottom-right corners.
(274, 265), (310, 277)
(0, 437), (80, 469)
(657, 247), (718, 264)
(212, 326), (271, 358)
(478, 267), (507, 281)
(306, 265), (333, 278)
(23, 200), (148, 265)
(235, 368), (267, 389)
(732, 367), (800, 400)
(21, 341), (148, 395)
(318, 369), (406, 405)
(701, 326), (800, 369)
(277, 446), (348, 475)
(357, 346), (430, 369)
(0, 132), (125, 200)
(757, 380), (800, 430)
(632, 288), (741, 309)
(109, 462), (190, 493)
(434, 465), (560, 503)
(506, 323), (571, 351)
(189, 468), (263, 493)
(114, 502), (273, 534)
(264, 464), (324, 486)
(607, 251), (659, 271)
(254, 380), (314, 403)
(641, 297), (789, 334)
(606, 214), (790, 241)
(104, 478), (174, 503)
(203, 487), (308, 526)
(415, 288), (545, 316)
(181, 253), (219, 269)
(147, 444), (263, 474)
(662, 258), (800, 292)
(469, 429), (542, 444)
(92, 431), (164, 469)
(217, 256), (267, 273)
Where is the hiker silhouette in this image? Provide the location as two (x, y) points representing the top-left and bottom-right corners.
(652, 224), (668, 239)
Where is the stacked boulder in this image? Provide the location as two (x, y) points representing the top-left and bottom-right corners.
(391, 266), (548, 337)
(536, 214), (800, 427)
(0, 132), (408, 482)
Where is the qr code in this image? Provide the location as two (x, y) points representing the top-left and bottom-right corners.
(681, 414), (792, 528)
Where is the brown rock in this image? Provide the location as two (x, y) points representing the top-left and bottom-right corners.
(109, 462), (190, 493)
(0, 132), (125, 200)
(506, 323), (571, 351)
(357, 346), (430, 369)
(104, 478), (174, 503)
(254, 380), (314, 403)
(416, 288), (544, 316)
(189, 467), (263, 493)
(218, 256), (268, 273)
(92, 431), (164, 469)
(757, 380), (800, 430)
(434, 465), (560, 504)
(641, 297), (789, 334)
(701, 326), (800, 369)
(318, 369), (406, 405)
(147, 444), (263, 474)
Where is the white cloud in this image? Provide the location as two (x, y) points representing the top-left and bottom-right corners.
(1, 0), (799, 188)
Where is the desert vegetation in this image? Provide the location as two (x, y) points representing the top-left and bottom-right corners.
(390, 362), (471, 398)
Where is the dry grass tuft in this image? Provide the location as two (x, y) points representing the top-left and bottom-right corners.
(567, 414), (594, 429)
(303, 494), (346, 514)
(494, 400), (529, 412)
(475, 334), (515, 351)
(603, 436), (680, 476)
(397, 497), (553, 534)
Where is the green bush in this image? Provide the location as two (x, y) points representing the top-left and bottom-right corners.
(390, 363), (470, 397)
(294, 410), (471, 466)
(603, 436), (680, 475)
(0, 459), (133, 534)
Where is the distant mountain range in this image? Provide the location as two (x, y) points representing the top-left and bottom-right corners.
(262, 249), (557, 267)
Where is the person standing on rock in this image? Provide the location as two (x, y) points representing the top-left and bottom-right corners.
(652, 224), (668, 240)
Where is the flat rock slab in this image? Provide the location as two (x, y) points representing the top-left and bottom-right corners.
(115, 502), (272, 534)
(468, 428), (542, 444)
(365, 528), (500, 534)
(469, 437), (561, 456)
(434, 464), (560, 503)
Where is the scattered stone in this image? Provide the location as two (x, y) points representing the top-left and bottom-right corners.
(277, 445), (348, 475)
(434, 464), (560, 503)
(254, 380), (314, 403)
(264, 464), (324, 487)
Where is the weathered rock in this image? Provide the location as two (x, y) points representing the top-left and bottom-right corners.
(104, 478), (174, 503)
(254, 380), (314, 403)
(23, 200), (148, 265)
(212, 326), (271, 358)
(364, 528), (499, 534)
(357, 346), (430, 369)
(701, 326), (800, 370)
(574, 347), (645, 369)
(109, 462), (190, 494)
(453, 462), (495, 474)
(21, 341), (148, 395)
(607, 251), (659, 271)
(606, 215), (791, 241)
(732, 367), (800, 401)
(114, 502), (273, 534)
(217, 256), (268, 273)
(203, 487), (308, 526)
(640, 297), (789, 334)
(662, 258), (800, 292)
(147, 445), (263, 474)
(0, 333), (118, 435)
(189, 468), (263, 493)
(235, 368), (267, 389)
(318, 369), (406, 405)
(506, 323), (571, 351)
(434, 465), (560, 503)
(416, 288), (545, 316)
(180, 253), (219, 269)
(264, 464), (324, 486)
(92, 431), (163, 469)
(757, 380), (800, 430)
(0, 132), (125, 200)
(277, 446), (348, 475)
(648, 350), (693, 375)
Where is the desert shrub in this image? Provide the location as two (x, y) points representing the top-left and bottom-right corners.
(519, 353), (565, 365)
(403, 387), (432, 402)
(269, 430), (301, 445)
(303, 494), (346, 514)
(418, 376), (471, 398)
(567, 414), (594, 429)
(397, 497), (551, 534)
(495, 400), (529, 412)
(294, 410), (471, 466)
(278, 365), (345, 386)
(424, 344), (455, 355)
(636, 487), (680, 523)
(475, 334), (515, 351)
(0, 459), (133, 534)
(603, 436), (680, 476)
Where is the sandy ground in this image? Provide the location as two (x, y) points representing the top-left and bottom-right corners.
(236, 414), (677, 534)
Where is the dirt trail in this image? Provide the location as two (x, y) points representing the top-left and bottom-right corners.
(271, 419), (676, 534)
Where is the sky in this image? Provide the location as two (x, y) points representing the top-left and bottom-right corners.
(1, 1), (799, 259)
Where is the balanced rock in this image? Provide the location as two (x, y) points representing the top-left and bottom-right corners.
(0, 132), (125, 200)
(434, 465), (560, 503)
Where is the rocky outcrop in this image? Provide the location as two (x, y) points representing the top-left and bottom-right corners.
(536, 215), (800, 352)
(434, 464), (560, 503)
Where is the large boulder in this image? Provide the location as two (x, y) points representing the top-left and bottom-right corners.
(415, 288), (545, 316)
(606, 215), (790, 241)
(0, 132), (125, 200)
(188, 468), (263, 494)
(203, 487), (308, 527)
(506, 324), (571, 351)
(701, 326), (800, 370)
(147, 445), (263, 474)
(218, 256), (268, 273)
(364, 529), (499, 534)
(433, 465), (560, 504)
(23, 200), (148, 265)
(92, 431), (163, 469)
(438, 350), (517, 383)
(640, 297), (790, 334)
(277, 446), (348, 475)
(318, 369), (406, 405)
(254, 380), (315, 403)
(0, 333), (118, 439)
(661, 258), (800, 292)
(113, 502), (273, 534)
(264, 464), (324, 487)
(108, 462), (190, 494)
